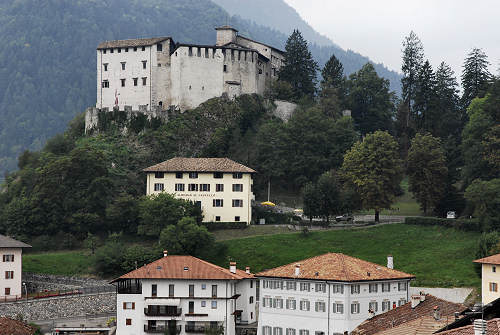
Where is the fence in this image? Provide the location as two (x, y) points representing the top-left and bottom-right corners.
(0, 285), (115, 303)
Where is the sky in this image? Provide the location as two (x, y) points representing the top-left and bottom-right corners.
(284, 0), (500, 80)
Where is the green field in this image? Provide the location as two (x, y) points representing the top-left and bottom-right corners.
(23, 250), (95, 276)
(212, 224), (480, 288)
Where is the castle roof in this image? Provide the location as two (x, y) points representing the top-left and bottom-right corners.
(143, 157), (256, 174)
(97, 37), (172, 49)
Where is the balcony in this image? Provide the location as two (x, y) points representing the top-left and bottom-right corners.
(144, 307), (182, 317)
(185, 326), (209, 333)
(144, 325), (182, 334)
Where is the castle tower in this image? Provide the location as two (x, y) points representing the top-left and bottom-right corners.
(215, 26), (238, 46)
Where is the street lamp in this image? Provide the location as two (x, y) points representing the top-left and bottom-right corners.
(22, 282), (27, 301)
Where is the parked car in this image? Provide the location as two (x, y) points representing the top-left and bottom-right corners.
(335, 214), (354, 223)
(446, 211), (457, 219)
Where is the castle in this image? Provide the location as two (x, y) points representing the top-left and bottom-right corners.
(96, 26), (285, 111)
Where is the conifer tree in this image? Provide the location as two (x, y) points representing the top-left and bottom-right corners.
(319, 53), (345, 118)
(401, 31), (424, 124)
(279, 29), (319, 100)
(461, 48), (492, 109)
(414, 60), (436, 132)
(321, 54), (344, 90)
(433, 62), (461, 138)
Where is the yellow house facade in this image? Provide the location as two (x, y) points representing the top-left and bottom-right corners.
(474, 254), (500, 304)
(144, 157), (255, 223)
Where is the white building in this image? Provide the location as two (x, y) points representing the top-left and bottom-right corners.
(256, 253), (414, 335)
(96, 26), (284, 111)
(474, 253), (500, 304)
(143, 157), (255, 224)
(112, 252), (257, 335)
(0, 235), (31, 299)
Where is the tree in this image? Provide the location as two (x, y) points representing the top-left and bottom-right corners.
(461, 48), (492, 109)
(413, 60), (436, 132)
(159, 217), (215, 256)
(401, 31), (424, 125)
(106, 194), (140, 234)
(475, 232), (500, 275)
(278, 29), (319, 100)
(407, 133), (448, 214)
(345, 63), (395, 135)
(302, 182), (321, 224)
(321, 54), (345, 91)
(341, 131), (403, 222)
(84, 232), (99, 255)
(465, 178), (500, 229)
(432, 62), (461, 139)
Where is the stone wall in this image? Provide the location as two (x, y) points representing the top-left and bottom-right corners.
(22, 273), (113, 293)
(0, 292), (116, 321)
(272, 100), (297, 122)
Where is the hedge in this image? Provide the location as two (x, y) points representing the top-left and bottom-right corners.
(203, 222), (248, 231)
(404, 216), (481, 232)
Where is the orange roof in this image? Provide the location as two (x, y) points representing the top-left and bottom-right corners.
(113, 255), (254, 282)
(437, 318), (500, 335)
(0, 317), (36, 335)
(352, 294), (465, 335)
(256, 253), (415, 282)
(474, 253), (500, 265)
(143, 157), (256, 173)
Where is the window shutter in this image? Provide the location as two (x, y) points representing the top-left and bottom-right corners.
(315, 302), (318, 312)
(123, 302), (126, 309)
(132, 302), (135, 310)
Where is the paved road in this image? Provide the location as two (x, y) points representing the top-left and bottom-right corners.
(32, 313), (115, 333)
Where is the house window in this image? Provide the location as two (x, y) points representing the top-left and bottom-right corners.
(201, 300), (206, 307)
(175, 172), (183, 179)
(175, 183), (185, 191)
(152, 284), (157, 297)
(213, 199), (223, 207)
(382, 283), (390, 292)
(382, 300), (391, 311)
(299, 300), (310, 311)
(223, 64), (227, 72)
(216, 184), (224, 192)
(188, 184), (198, 191)
(494, 266), (497, 273)
(121, 62), (126, 70)
(332, 284), (344, 294)
(263, 297), (272, 307)
(398, 298), (406, 306)
(286, 329), (296, 335)
(142, 77), (147, 86)
(398, 282), (407, 291)
(214, 172), (224, 179)
(262, 326), (272, 335)
(215, 216), (221, 222)
(369, 301), (378, 312)
(157, 43), (163, 51)
(286, 298), (296, 310)
(332, 302), (344, 314)
(286, 281), (296, 290)
(154, 183), (164, 191)
(232, 199), (243, 207)
(189, 172), (198, 179)
(351, 302), (360, 314)
(212, 285), (217, 297)
(211, 301), (217, 309)
(125, 319), (132, 326)
(273, 327), (283, 335)
(235, 216), (240, 222)
(4, 288), (10, 295)
(233, 172), (243, 179)
(299, 330), (309, 335)
(3, 255), (14, 262)
(300, 283), (310, 292)
(315, 301), (326, 312)
(202, 284), (206, 290)
(351, 284), (360, 294)
(315, 283), (326, 293)
(133, 78), (138, 86)
(169, 284), (174, 297)
(102, 80), (109, 88)
(103, 63), (108, 71)
(142, 60), (147, 69)
(250, 280), (253, 288)
(121, 79), (125, 87)
(200, 184), (210, 192)
(369, 283), (378, 293)
(189, 284), (194, 297)
(273, 298), (283, 309)
(123, 302), (135, 310)
(232, 184), (243, 192)
(142, 46), (146, 51)
(155, 172), (164, 178)
(250, 296), (254, 304)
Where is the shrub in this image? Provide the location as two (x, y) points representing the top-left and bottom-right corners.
(253, 206), (301, 225)
(404, 216), (481, 232)
(202, 222), (248, 231)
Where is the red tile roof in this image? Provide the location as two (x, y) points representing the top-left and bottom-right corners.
(256, 253), (415, 282)
(143, 157), (256, 173)
(113, 255), (254, 282)
(0, 317), (36, 335)
(437, 318), (500, 335)
(97, 37), (171, 49)
(351, 294), (465, 335)
(474, 253), (500, 265)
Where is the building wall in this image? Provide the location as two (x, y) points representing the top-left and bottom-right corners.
(0, 248), (23, 297)
(257, 278), (411, 335)
(146, 172), (254, 223)
(236, 36), (284, 79)
(236, 278), (257, 324)
(481, 263), (500, 304)
(152, 40), (174, 109)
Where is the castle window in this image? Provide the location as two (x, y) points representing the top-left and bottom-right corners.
(202, 86), (204, 91)
(142, 46), (146, 51)
(134, 47), (137, 52)
(121, 62), (126, 70)
(212, 48), (216, 58)
(102, 80), (109, 88)
(157, 43), (163, 52)
(142, 77), (147, 86)
(125, 48), (129, 52)
(103, 63), (108, 71)
(223, 65), (227, 72)
(159, 101), (163, 107)
(188, 47), (193, 56)
(110, 48), (114, 53)
(197, 48), (201, 57)
(120, 79), (125, 87)
(259, 69), (263, 74)
(231, 50), (234, 61)
(158, 63), (161, 67)
(238, 51), (241, 61)
(118, 48), (121, 53)
(205, 49), (209, 58)
(103, 49), (106, 54)
(189, 85), (192, 90)
(133, 78), (138, 86)
(142, 61), (147, 69)
(175, 52), (178, 56)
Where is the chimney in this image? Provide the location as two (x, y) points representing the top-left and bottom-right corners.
(474, 319), (487, 335)
(163, 250), (168, 257)
(454, 311), (460, 321)
(387, 255), (394, 269)
(245, 266), (251, 274)
(295, 264), (301, 277)
(433, 306), (441, 320)
(230, 262), (237, 274)
(411, 294), (424, 308)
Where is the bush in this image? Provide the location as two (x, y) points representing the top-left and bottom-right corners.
(253, 206), (301, 225)
(202, 222), (248, 231)
(404, 216), (481, 232)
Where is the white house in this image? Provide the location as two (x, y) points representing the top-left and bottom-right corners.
(96, 26), (284, 111)
(143, 157), (255, 224)
(256, 253), (414, 335)
(0, 234), (31, 299)
(474, 253), (500, 304)
(112, 252), (257, 335)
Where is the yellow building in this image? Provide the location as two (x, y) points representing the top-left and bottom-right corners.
(474, 254), (500, 304)
(143, 157), (255, 223)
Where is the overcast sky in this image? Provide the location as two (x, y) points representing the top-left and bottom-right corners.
(284, 0), (500, 81)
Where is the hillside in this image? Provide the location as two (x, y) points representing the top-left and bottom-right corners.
(0, 0), (401, 175)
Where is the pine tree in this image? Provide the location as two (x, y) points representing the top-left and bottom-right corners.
(321, 54), (344, 90)
(401, 31), (424, 125)
(461, 48), (492, 109)
(319, 53), (345, 118)
(279, 29), (319, 100)
(414, 60), (436, 132)
(433, 62), (461, 138)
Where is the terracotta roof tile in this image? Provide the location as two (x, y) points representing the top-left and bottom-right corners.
(113, 255), (254, 282)
(474, 253), (500, 265)
(352, 294), (465, 335)
(256, 253), (414, 282)
(0, 317), (36, 335)
(143, 157), (256, 173)
(97, 37), (171, 49)
(437, 318), (500, 335)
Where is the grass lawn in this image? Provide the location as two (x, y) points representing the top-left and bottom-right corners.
(23, 250), (95, 276)
(213, 225), (292, 241)
(212, 224), (480, 288)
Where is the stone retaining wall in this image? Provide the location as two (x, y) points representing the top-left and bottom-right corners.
(22, 273), (113, 293)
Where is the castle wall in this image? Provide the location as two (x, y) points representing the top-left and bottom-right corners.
(151, 40), (173, 109)
(236, 36), (284, 78)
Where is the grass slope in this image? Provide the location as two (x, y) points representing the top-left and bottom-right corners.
(213, 224), (480, 288)
(23, 250), (95, 276)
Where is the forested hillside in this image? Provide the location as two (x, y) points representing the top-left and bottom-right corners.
(0, 0), (401, 174)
